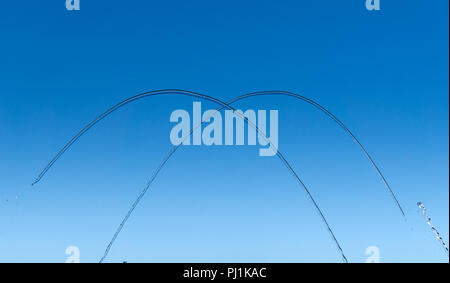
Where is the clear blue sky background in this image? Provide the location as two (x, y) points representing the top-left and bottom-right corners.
(0, 1), (448, 263)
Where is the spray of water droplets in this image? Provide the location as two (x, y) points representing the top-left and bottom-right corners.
(417, 202), (449, 256)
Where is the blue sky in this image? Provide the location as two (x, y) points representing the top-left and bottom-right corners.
(0, 1), (448, 262)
